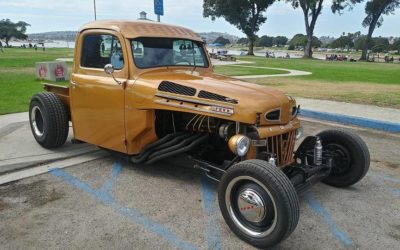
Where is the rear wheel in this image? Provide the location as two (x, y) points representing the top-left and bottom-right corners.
(317, 129), (370, 187)
(29, 93), (69, 149)
(218, 160), (299, 248)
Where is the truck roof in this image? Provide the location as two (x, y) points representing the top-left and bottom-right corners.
(78, 20), (203, 42)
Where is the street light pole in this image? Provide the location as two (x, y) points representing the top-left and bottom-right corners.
(94, 0), (97, 20)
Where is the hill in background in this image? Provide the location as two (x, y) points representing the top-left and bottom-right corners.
(28, 30), (239, 44)
(28, 31), (77, 41)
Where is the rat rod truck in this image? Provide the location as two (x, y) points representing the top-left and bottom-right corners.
(29, 20), (370, 248)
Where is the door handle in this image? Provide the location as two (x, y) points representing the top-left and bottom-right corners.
(71, 81), (78, 87)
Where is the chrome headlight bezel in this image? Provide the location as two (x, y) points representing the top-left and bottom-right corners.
(228, 134), (251, 157)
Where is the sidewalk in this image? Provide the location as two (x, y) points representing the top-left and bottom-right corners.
(297, 98), (400, 133)
(0, 112), (101, 174)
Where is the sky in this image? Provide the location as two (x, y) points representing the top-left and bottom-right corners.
(0, 0), (399, 38)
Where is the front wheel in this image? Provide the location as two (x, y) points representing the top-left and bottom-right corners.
(218, 160), (299, 248)
(317, 129), (370, 187)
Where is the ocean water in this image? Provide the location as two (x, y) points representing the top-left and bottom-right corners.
(8, 40), (76, 48)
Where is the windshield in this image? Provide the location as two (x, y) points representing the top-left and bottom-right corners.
(131, 37), (209, 69)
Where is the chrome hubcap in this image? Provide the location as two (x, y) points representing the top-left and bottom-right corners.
(225, 176), (277, 238)
(31, 106), (44, 137)
(237, 188), (266, 223)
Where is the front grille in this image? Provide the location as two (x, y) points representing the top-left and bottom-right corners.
(265, 130), (296, 166)
(198, 90), (238, 104)
(158, 81), (196, 96)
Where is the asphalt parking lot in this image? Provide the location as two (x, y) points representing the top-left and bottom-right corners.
(0, 120), (399, 250)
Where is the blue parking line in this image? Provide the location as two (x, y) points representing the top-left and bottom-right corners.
(50, 167), (197, 250)
(390, 189), (400, 197)
(370, 172), (400, 184)
(370, 174), (400, 198)
(99, 162), (122, 194)
(300, 109), (400, 133)
(304, 192), (353, 247)
(200, 175), (222, 250)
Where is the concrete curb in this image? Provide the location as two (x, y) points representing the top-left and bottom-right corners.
(300, 109), (400, 133)
(0, 150), (110, 185)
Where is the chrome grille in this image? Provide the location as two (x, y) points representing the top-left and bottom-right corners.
(158, 81), (196, 96)
(265, 130), (296, 166)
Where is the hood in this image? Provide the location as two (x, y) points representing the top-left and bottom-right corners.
(133, 69), (296, 125)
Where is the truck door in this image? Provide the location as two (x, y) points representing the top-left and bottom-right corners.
(70, 30), (128, 153)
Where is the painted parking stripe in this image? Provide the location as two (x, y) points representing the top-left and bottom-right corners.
(305, 192), (353, 247)
(99, 163), (122, 194)
(50, 165), (197, 250)
(200, 175), (222, 250)
(300, 109), (400, 133)
(390, 189), (400, 197)
(370, 173), (400, 198)
(370, 172), (400, 184)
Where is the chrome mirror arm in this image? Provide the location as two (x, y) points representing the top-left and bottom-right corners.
(104, 64), (122, 85)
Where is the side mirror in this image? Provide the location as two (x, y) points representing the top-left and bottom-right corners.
(104, 64), (121, 85)
(104, 64), (114, 75)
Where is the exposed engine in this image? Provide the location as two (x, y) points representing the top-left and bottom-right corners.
(130, 110), (248, 165)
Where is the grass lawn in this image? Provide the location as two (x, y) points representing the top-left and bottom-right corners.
(215, 56), (400, 108)
(1, 48), (399, 115)
(214, 65), (289, 76)
(0, 48), (72, 114)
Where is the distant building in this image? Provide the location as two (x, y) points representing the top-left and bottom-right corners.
(138, 11), (153, 21)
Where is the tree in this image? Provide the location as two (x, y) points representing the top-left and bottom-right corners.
(289, 34), (308, 48)
(237, 37), (249, 45)
(213, 36), (231, 45)
(354, 36), (368, 51)
(331, 35), (354, 50)
(256, 35), (274, 47)
(286, 0), (361, 58)
(392, 39), (400, 54)
(273, 36), (288, 47)
(0, 19), (30, 46)
(289, 33), (321, 49)
(358, 0), (400, 60)
(203, 0), (276, 55)
(371, 37), (389, 52)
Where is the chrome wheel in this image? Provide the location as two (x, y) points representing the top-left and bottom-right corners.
(31, 106), (44, 137)
(225, 176), (277, 238)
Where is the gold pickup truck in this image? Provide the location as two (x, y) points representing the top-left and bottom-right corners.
(29, 20), (370, 248)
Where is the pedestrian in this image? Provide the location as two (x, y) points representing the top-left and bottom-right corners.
(0, 40), (4, 52)
(42, 44), (45, 51)
(34, 44), (37, 51)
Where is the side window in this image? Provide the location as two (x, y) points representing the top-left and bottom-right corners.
(81, 34), (124, 70)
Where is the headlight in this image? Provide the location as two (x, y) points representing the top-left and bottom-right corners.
(228, 134), (250, 156)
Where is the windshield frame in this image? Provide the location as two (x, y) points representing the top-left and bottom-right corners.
(130, 37), (210, 70)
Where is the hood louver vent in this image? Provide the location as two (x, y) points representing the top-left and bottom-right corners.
(198, 90), (238, 104)
(265, 109), (281, 121)
(158, 81), (196, 96)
